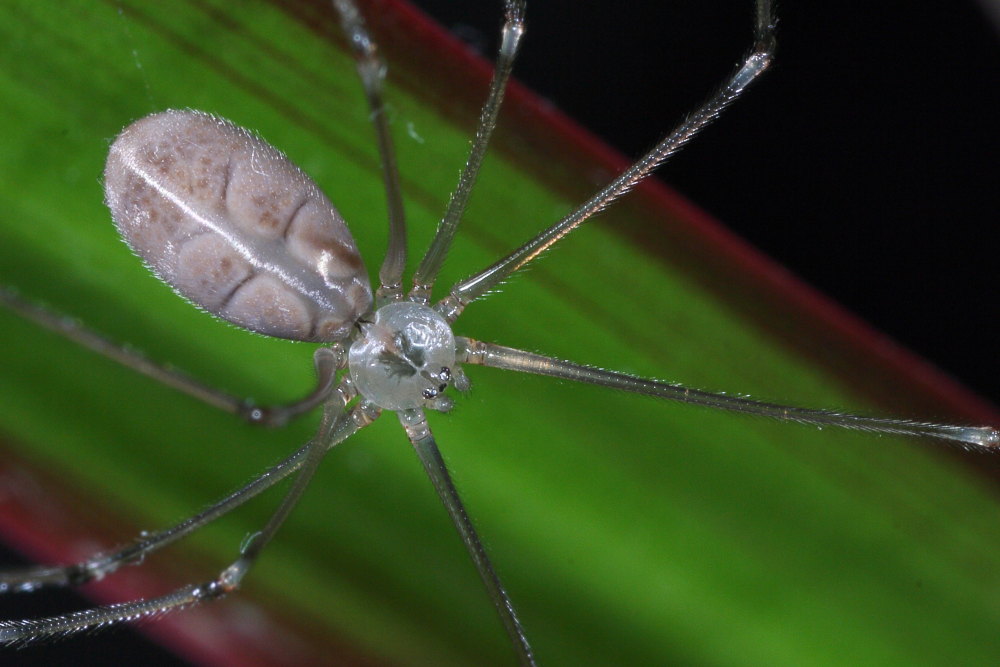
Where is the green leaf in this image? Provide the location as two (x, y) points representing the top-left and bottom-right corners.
(1, 1), (998, 665)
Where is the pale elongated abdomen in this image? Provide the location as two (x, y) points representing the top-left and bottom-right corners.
(104, 110), (372, 342)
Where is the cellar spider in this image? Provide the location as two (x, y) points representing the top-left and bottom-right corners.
(1, 0), (999, 664)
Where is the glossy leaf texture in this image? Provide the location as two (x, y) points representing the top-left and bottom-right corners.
(0, 1), (998, 665)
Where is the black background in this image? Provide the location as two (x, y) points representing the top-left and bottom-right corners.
(412, 0), (1000, 407)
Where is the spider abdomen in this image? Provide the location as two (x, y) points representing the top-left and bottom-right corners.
(104, 109), (372, 342)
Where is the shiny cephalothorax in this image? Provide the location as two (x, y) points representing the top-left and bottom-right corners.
(0, 1), (996, 663)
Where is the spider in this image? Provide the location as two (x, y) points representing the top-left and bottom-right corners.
(1, 1), (1000, 667)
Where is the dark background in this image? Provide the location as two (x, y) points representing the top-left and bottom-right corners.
(412, 0), (1000, 408)
(1, 1), (996, 665)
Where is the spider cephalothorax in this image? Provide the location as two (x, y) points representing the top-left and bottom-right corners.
(349, 301), (466, 411)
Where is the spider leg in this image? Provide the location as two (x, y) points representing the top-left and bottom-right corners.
(332, 0), (408, 302)
(411, 0), (526, 302)
(0, 396), (374, 646)
(398, 407), (535, 666)
(458, 337), (1000, 450)
(0, 439), (312, 595)
(435, 0), (776, 320)
(0, 287), (341, 428)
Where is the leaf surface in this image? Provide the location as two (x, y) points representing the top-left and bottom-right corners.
(0, 1), (998, 665)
